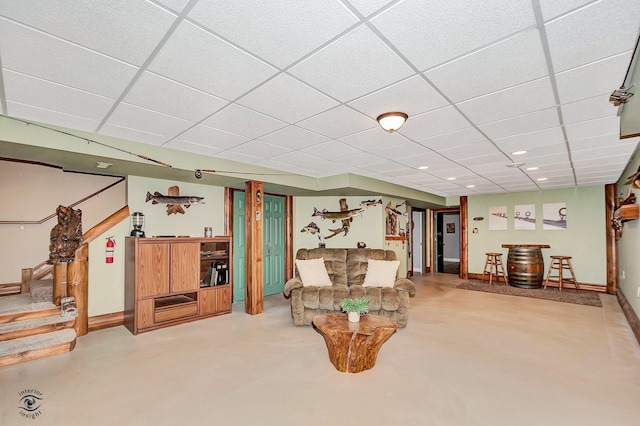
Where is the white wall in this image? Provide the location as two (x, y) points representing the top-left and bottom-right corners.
(0, 161), (125, 283)
(293, 195), (409, 276)
(467, 186), (607, 286)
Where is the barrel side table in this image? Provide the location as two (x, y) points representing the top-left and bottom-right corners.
(501, 244), (550, 289)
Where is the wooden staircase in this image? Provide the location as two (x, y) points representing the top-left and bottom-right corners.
(0, 289), (77, 367)
(0, 205), (130, 367)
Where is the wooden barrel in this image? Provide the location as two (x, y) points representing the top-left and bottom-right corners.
(506, 248), (545, 288)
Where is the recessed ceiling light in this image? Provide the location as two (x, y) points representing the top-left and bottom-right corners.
(466, 185), (475, 188)
(526, 166), (539, 171)
(418, 166), (429, 170)
(447, 177), (456, 180)
(511, 150), (527, 156)
(537, 177), (547, 181)
(506, 162), (525, 168)
(96, 162), (113, 169)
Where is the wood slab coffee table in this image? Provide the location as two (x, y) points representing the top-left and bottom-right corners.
(312, 313), (397, 373)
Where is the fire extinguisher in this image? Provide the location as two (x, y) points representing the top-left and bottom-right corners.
(106, 237), (115, 264)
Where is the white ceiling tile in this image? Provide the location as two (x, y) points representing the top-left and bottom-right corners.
(565, 116), (620, 141)
(457, 77), (557, 125)
(425, 29), (548, 102)
(124, 72), (228, 122)
(371, 0), (535, 70)
(545, 0), (640, 72)
(203, 104), (287, 139)
(238, 73), (339, 123)
(106, 103), (194, 138)
(289, 25), (414, 102)
(538, 0), (591, 21)
(571, 144), (637, 161)
(149, 21), (277, 100)
(573, 154), (632, 167)
(257, 126), (331, 150)
(382, 168), (425, 177)
(416, 127), (488, 151)
(561, 94), (618, 124)
(467, 161), (517, 174)
(519, 152), (570, 165)
(226, 140), (291, 159)
(3, 70), (114, 121)
(300, 140), (361, 161)
(164, 139), (223, 156)
(457, 153), (510, 167)
(333, 152), (386, 167)
(0, 19), (138, 98)
(99, 124), (168, 146)
(215, 150), (263, 164)
(155, 0), (191, 13)
(177, 124), (249, 150)
(479, 107), (560, 139)
(348, 75), (449, 118)
(439, 141), (501, 161)
(493, 127), (566, 152)
(189, 0), (358, 68)
(400, 106), (471, 140)
(370, 141), (431, 160)
(0, 0), (176, 64)
(271, 151), (328, 168)
(347, 0), (394, 17)
(360, 160), (406, 173)
(298, 106), (376, 138)
(555, 53), (632, 104)
(394, 152), (457, 170)
(339, 127), (411, 151)
(5, 101), (101, 133)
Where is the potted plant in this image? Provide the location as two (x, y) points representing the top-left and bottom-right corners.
(340, 297), (369, 322)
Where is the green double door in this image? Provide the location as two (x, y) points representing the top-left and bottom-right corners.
(232, 192), (285, 302)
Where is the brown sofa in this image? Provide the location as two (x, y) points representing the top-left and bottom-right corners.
(283, 248), (416, 327)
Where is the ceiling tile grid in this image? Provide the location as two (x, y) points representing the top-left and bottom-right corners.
(0, 0), (638, 198)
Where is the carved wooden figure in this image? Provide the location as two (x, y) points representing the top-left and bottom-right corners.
(49, 205), (83, 263)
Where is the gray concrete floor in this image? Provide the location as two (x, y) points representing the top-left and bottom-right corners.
(1, 273), (639, 425)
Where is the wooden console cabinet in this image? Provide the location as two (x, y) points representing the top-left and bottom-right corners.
(125, 236), (232, 335)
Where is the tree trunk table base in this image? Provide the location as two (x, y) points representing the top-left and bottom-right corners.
(312, 313), (397, 373)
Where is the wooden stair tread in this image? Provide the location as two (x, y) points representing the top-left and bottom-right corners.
(0, 315), (75, 341)
(0, 328), (76, 358)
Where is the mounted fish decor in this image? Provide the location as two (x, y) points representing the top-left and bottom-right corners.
(301, 222), (321, 239)
(146, 185), (205, 215)
(313, 198), (363, 239)
(360, 199), (382, 208)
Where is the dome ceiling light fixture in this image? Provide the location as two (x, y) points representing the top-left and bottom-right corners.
(376, 112), (408, 132)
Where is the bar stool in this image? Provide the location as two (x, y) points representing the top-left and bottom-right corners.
(544, 256), (579, 292)
(482, 253), (508, 286)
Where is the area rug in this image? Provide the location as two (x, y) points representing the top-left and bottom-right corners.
(456, 281), (602, 307)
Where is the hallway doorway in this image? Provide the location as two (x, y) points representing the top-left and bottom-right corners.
(434, 210), (460, 274)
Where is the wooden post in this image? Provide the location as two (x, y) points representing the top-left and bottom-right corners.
(69, 243), (89, 336)
(21, 268), (33, 294)
(460, 196), (468, 280)
(52, 262), (67, 305)
(245, 180), (264, 315)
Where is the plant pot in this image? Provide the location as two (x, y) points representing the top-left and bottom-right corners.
(348, 312), (360, 323)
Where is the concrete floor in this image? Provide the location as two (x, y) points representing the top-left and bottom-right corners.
(1, 273), (639, 426)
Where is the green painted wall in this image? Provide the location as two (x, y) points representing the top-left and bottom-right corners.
(617, 150), (640, 318)
(468, 186), (607, 286)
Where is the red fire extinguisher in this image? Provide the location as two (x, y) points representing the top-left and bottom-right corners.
(106, 237), (115, 263)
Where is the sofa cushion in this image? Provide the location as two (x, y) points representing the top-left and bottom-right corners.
(295, 248), (347, 286)
(347, 249), (397, 286)
(295, 257), (332, 287)
(363, 259), (400, 287)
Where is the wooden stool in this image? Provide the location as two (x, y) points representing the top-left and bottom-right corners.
(482, 253), (508, 286)
(544, 256), (579, 293)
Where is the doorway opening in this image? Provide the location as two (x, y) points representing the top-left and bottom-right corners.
(411, 208), (428, 274)
(433, 210), (460, 274)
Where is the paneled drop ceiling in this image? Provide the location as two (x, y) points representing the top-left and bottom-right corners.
(0, 0), (639, 197)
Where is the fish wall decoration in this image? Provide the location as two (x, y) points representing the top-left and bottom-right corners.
(146, 185), (205, 215)
(312, 206), (364, 222)
(301, 222), (321, 239)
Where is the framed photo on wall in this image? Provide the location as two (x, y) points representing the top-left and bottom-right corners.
(446, 223), (455, 233)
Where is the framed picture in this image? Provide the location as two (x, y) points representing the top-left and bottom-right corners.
(446, 223), (455, 233)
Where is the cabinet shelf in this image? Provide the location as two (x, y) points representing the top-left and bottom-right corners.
(614, 204), (639, 222)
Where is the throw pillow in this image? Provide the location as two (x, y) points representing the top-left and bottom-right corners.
(363, 259), (400, 287)
(295, 257), (333, 287)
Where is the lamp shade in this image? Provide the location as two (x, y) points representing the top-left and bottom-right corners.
(377, 112), (408, 132)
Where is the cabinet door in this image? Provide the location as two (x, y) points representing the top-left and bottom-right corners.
(199, 288), (216, 315)
(138, 243), (170, 297)
(171, 243), (200, 292)
(137, 299), (155, 330)
(216, 285), (232, 313)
